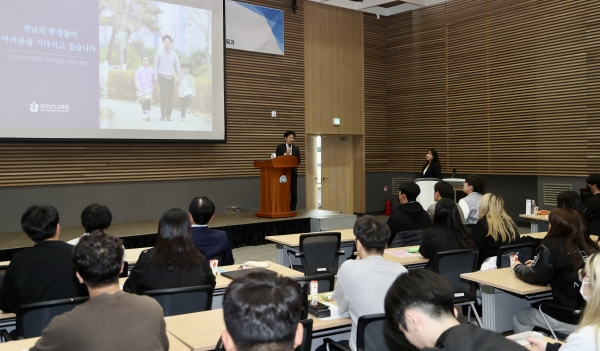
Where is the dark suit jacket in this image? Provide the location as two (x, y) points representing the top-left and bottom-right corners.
(584, 193), (600, 222)
(275, 143), (301, 176)
(123, 248), (216, 294)
(421, 162), (441, 178)
(191, 226), (235, 266)
(0, 241), (88, 312)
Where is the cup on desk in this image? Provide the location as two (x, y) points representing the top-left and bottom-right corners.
(510, 253), (519, 267)
(210, 259), (219, 276)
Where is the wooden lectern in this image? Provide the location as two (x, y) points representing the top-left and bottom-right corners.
(254, 155), (298, 218)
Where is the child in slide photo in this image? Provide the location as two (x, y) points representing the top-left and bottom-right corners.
(134, 55), (155, 121)
(178, 63), (195, 121)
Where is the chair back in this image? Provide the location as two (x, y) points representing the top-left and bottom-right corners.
(17, 297), (89, 339)
(356, 313), (413, 351)
(432, 249), (479, 300)
(298, 233), (343, 276)
(496, 243), (536, 268)
(388, 229), (424, 248)
(293, 274), (336, 293)
(589, 217), (600, 236)
(297, 319), (314, 351)
(144, 285), (214, 317)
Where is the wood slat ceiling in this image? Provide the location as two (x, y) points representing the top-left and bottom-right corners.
(380, 0), (600, 176)
(0, 0), (305, 187)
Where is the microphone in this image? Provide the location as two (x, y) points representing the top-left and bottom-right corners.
(451, 169), (456, 178)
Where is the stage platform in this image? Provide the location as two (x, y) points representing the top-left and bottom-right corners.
(0, 210), (356, 261)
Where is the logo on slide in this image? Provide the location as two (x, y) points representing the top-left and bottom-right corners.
(30, 102), (38, 112)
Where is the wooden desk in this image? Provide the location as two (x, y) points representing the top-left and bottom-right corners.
(125, 247), (151, 265)
(0, 333), (191, 351)
(166, 297), (351, 351)
(461, 268), (552, 333)
(384, 246), (428, 269)
(521, 232), (598, 242)
(519, 214), (549, 232)
(265, 229), (355, 266)
(121, 261), (303, 309)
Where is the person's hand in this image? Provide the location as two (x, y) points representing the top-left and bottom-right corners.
(175, 77), (180, 84)
(285, 149), (291, 155)
(525, 260), (535, 266)
(524, 338), (546, 351)
(510, 260), (521, 270)
(153, 76), (158, 83)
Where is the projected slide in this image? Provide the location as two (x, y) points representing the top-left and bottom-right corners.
(0, 0), (225, 141)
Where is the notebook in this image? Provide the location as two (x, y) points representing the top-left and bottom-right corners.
(221, 267), (269, 280)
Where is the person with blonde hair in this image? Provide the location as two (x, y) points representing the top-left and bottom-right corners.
(472, 193), (519, 268)
(525, 251), (600, 350)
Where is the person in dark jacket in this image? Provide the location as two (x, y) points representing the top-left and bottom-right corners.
(189, 196), (235, 266)
(384, 269), (526, 351)
(123, 208), (216, 294)
(0, 205), (87, 313)
(421, 148), (442, 179)
(584, 174), (600, 223)
(473, 193), (519, 268)
(512, 208), (599, 334)
(387, 181), (431, 245)
(419, 199), (475, 269)
(275, 130), (301, 211)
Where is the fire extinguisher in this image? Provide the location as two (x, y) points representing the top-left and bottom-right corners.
(383, 198), (393, 216)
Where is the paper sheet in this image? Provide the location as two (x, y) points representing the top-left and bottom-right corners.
(386, 250), (419, 258)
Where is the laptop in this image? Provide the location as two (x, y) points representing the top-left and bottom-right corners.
(221, 267), (269, 280)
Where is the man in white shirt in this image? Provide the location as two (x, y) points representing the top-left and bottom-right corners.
(458, 175), (485, 224)
(154, 35), (182, 121)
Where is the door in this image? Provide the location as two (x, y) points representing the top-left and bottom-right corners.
(320, 135), (353, 214)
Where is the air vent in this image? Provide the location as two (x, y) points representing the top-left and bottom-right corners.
(392, 177), (412, 195)
(543, 183), (572, 206)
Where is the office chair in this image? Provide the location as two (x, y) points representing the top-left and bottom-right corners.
(388, 229), (424, 248)
(144, 285), (214, 317)
(0, 296), (89, 341)
(324, 313), (417, 351)
(293, 274), (336, 293)
(533, 301), (581, 340)
(431, 249), (482, 326)
(496, 243), (536, 269)
(290, 233), (345, 276)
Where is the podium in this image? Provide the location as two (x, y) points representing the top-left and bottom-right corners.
(254, 155), (298, 218)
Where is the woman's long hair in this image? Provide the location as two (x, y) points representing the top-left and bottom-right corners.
(557, 191), (585, 219)
(545, 208), (599, 274)
(576, 252), (600, 347)
(423, 148), (441, 168)
(478, 193), (518, 243)
(433, 198), (475, 249)
(151, 208), (205, 270)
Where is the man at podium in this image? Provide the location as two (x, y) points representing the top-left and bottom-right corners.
(276, 131), (301, 211)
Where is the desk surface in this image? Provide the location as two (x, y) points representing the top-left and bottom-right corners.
(0, 333), (190, 351)
(384, 246), (428, 266)
(461, 267), (551, 295)
(120, 261), (303, 291)
(166, 297), (350, 351)
(519, 214), (549, 221)
(265, 229), (355, 247)
(125, 247), (151, 264)
(520, 232), (598, 242)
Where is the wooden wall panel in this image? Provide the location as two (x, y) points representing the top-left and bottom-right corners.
(363, 14), (388, 172)
(0, 0), (305, 187)
(305, 1), (364, 135)
(380, 0), (600, 176)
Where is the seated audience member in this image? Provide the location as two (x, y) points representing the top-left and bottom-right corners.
(384, 269), (526, 351)
(526, 251), (600, 351)
(0, 205), (87, 313)
(221, 271), (304, 351)
(67, 203), (112, 245)
(584, 174), (600, 223)
(124, 208), (216, 294)
(511, 209), (599, 335)
(30, 232), (169, 351)
(473, 193), (519, 268)
(318, 215), (408, 351)
(189, 196), (234, 266)
(419, 199), (476, 269)
(387, 182), (431, 245)
(458, 175), (485, 224)
(426, 181), (465, 224)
